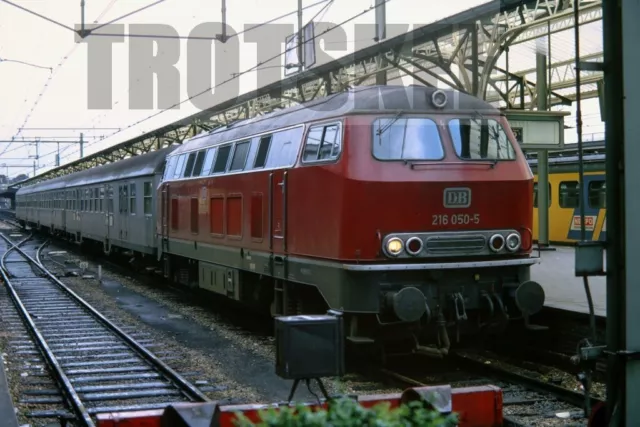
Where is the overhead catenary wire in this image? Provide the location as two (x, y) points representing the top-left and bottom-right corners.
(9, 0), (387, 177)
(83, 0), (334, 132)
(79, 0), (390, 155)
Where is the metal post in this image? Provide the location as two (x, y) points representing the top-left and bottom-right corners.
(375, 0), (387, 85)
(221, 0), (227, 42)
(297, 0), (303, 69)
(602, 0), (623, 422)
(536, 52), (553, 250)
(56, 142), (60, 167)
(621, 0), (640, 423)
(80, 133), (84, 159)
(32, 161), (35, 176)
(471, 25), (479, 96)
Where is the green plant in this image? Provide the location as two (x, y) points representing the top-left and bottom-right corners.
(233, 396), (459, 426)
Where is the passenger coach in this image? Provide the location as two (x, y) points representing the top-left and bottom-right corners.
(16, 146), (176, 256)
(158, 85), (544, 351)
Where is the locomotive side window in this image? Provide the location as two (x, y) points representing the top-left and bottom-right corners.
(202, 147), (216, 175)
(588, 180), (606, 208)
(213, 145), (232, 173)
(173, 154), (187, 179)
(191, 150), (206, 177)
(267, 127), (304, 168)
(373, 118), (443, 160)
(533, 183), (552, 208)
(448, 118), (516, 160)
(164, 156), (178, 181)
(559, 181), (580, 208)
(303, 123), (341, 162)
(229, 141), (251, 171)
(183, 152), (197, 177)
(254, 136), (272, 168)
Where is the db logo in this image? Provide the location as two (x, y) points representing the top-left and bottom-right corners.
(443, 188), (471, 208)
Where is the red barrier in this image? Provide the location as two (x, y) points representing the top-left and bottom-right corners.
(97, 385), (503, 427)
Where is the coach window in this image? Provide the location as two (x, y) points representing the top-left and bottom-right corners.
(99, 186), (105, 212)
(143, 182), (152, 215)
(303, 123), (341, 162)
(533, 183), (552, 208)
(202, 147), (216, 175)
(212, 145), (232, 173)
(183, 152), (197, 177)
(94, 188), (99, 212)
(230, 141), (250, 171)
(588, 180), (606, 208)
(129, 183), (136, 214)
(559, 181), (580, 208)
(191, 150), (206, 177)
(373, 118), (443, 160)
(449, 118), (516, 161)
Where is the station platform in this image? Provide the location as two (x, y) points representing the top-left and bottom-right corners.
(531, 246), (606, 317)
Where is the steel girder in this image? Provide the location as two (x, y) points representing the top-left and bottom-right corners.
(17, 0), (603, 188)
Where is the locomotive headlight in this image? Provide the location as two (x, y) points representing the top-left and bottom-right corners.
(505, 233), (521, 252)
(385, 238), (404, 256)
(489, 234), (505, 252)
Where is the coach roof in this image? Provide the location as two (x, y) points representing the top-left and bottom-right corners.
(17, 145), (177, 196)
(170, 85), (500, 156)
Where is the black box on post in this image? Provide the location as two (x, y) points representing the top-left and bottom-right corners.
(275, 314), (345, 380)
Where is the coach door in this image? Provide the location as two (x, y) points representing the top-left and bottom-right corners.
(119, 184), (130, 241)
(161, 183), (169, 242)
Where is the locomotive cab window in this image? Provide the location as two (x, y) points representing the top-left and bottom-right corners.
(588, 180), (606, 208)
(559, 181), (580, 208)
(173, 154), (187, 179)
(164, 156), (178, 181)
(448, 118), (516, 160)
(303, 123), (341, 162)
(202, 147), (216, 175)
(373, 117), (444, 160)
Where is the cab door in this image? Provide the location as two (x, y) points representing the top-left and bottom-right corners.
(269, 170), (288, 278)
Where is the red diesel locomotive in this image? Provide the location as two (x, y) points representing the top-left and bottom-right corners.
(158, 85), (544, 352)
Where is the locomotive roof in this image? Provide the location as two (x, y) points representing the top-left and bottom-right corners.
(170, 85), (501, 156)
(17, 145), (177, 196)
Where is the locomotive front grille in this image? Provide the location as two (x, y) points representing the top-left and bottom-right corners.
(425, 235), (487, 255)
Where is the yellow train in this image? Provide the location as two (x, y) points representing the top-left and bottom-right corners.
(529, 150), (606, 244)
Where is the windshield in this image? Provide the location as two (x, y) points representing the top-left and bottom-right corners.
(448, 118), (516, 160)
(372, 117), (444, 160)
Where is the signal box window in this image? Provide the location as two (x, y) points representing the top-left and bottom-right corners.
(449, 118), (516, 160)
(230, 141), (251, 171)
(533, 183), (552, 208)
(373, 118), (444, 160)
(303, 123), (341, 162)
(559, 181), (580, 208)
(213, 145), (232, 173)
(588, 180), (606, 208)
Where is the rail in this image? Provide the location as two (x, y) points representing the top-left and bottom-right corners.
(0, 231), (210, 426)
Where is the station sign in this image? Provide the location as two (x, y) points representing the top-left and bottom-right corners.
(503, 110), (570, 150)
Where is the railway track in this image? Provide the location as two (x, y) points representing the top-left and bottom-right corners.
(378, 350), (604, 426)
(0, 228), (211, 426)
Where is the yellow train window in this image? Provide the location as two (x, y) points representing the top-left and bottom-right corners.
(588, 180), (606, 208)
(559, 181), (580, 208)
(533, 183), (551, 208)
